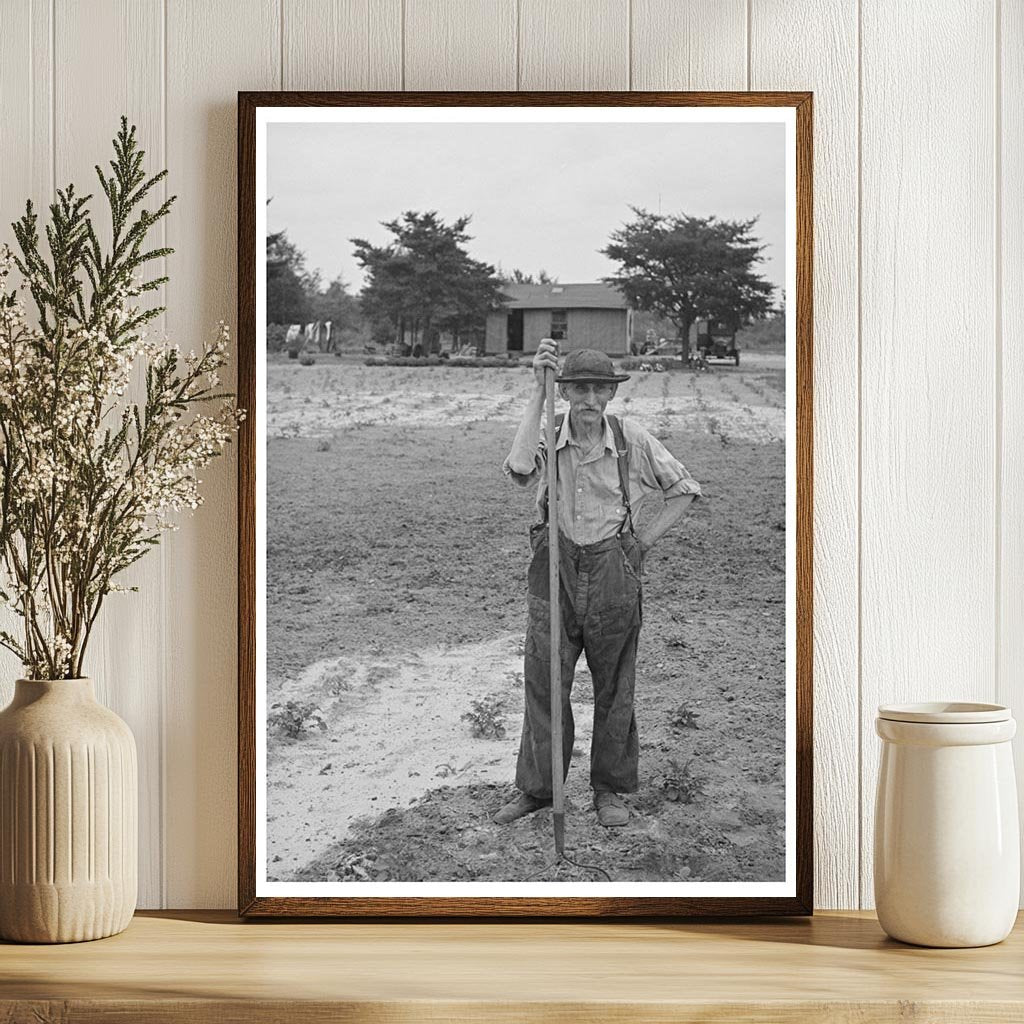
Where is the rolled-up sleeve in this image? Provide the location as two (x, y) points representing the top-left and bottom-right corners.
(639, 432), (702, 500)
(502, 435), (548, 488)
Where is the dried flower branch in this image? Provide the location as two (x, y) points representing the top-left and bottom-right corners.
(0, 117), (243, 680)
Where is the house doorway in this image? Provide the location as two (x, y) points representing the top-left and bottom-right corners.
(507, 310), (524, 351)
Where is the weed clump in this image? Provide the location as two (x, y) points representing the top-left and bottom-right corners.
(461, 694), (507, 739)
(669, 704), (700, 731)
(269, 699), (328, 739)
(662, 757), (706, 804)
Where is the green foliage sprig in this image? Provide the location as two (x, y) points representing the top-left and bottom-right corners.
(0, 117), (243, 680)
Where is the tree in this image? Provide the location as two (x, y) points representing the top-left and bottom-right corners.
(601, 208), (774, 346)
(310, 276), (363, 340)
(503, 267), (558, 285)
(266, 229), (310, 325)
(352, 211), (506, 352)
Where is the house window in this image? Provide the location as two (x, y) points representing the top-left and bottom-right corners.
(550, 310), (567, 341)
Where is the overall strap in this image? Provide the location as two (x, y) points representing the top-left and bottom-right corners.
(540, 413), (565, 522)
(607, 414), (635, 536)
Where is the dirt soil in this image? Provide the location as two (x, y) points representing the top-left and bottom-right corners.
(266, 354), (786, 883)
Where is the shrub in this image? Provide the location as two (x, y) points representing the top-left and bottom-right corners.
(268, 700), (328, 739)
(266, 323), (289, 351)
(361, 355), (521, 370)
(662, 758), (706, 804)
(461, 694), (507, 739)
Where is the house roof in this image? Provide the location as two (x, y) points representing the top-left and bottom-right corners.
(497, 282), (628, 310)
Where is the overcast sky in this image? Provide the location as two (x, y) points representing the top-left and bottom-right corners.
(267, 121), (786, 296)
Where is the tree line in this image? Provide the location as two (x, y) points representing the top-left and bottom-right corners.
(266, 230), (362, 343)
(267, 207), (776, 352)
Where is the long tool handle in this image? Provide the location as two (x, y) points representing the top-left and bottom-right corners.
(544, 367), (565, 858)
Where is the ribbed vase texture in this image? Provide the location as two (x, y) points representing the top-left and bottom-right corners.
(0, 678), (137, 943)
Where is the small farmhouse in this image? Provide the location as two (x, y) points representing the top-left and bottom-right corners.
(485, 283), (632, 356)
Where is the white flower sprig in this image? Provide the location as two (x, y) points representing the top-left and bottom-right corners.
(0, 118), (243, 680)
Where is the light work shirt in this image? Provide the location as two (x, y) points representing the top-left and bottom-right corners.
(503, 414), (702, 545)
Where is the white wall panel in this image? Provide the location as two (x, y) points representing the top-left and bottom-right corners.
(164, 0), (280, 909)
(0, 1), (49, 696)
(750, 0), (860, 910)
(1001, 0), (1024, 898)
(0, 0), (50, 223)
(284, 0), (401, 90)
(0, 0), (1020, 910)
(52, 0), (167, 910)
(631, 0), (746, 91)
(519, 0), (629, 90)
(405, 0), (516, 90)
(859, 0), (997, 908)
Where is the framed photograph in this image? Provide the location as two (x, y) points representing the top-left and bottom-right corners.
(237, 91), (812, 917)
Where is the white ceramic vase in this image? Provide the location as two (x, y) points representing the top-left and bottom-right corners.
(874, 702), (1019, 948)
(0, 678), (137, 943)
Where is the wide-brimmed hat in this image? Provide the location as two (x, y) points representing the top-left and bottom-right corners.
(555, 348), (630, 384)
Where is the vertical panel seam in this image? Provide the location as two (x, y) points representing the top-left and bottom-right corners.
(746, 0), (752, 90)
(49, 0), (55, 197)
(28, 0), (34, 192)
(686, 1), (691, 91)
(401, 0), (406, 90)
(856, 0), (864, 910)
(994, 0), (1003, 706)
(160, 0), (169, 911)
(516, 0), (521, 90)
(627, 0), (633, 91)
(279, 0), (284, 91)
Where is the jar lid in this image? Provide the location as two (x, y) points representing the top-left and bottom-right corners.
(877, 702), (1011, 724)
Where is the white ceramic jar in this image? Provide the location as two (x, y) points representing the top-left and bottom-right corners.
(874, 702), (1019, 947)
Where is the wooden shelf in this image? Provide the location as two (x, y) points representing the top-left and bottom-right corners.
(2, 910), (1022, 1022)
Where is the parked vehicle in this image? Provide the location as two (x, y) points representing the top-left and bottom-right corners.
(696, 320), (740, 366)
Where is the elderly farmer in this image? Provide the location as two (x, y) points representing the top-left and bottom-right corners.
(494, 339), (702, 828)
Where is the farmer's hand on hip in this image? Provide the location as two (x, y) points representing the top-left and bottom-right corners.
(532, 338), (560, 387)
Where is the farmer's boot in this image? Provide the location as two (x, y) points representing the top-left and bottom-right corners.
(594, 790), (629, 827)
(493, 792), (551, 825)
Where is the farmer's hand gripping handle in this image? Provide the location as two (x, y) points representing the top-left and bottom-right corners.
(544, 364), (565, 858)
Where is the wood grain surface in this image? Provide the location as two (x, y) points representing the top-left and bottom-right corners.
(0, 8), (53, 696)
(631, 0), (746, 91)
(284, 0), (402, 91)
(405, 0), (517, 90)
(163, 0), (280, 909)
(750, 0), (860, 913)
(53, 0), (167, 913)
(519, 0), (629, 90)
(2, 910), (1024, 1023)
(858, 0), (998, 910)
(1001, 0), (1024, 861)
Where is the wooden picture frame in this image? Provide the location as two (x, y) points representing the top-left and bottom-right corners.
(238, 91), (813, 917)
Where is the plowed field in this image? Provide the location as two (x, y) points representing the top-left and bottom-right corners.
(266, 354), (787, 884)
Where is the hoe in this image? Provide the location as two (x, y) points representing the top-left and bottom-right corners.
(534, 365), (611, 882)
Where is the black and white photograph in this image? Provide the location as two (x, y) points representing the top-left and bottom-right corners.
(244, 99), (807, 910)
